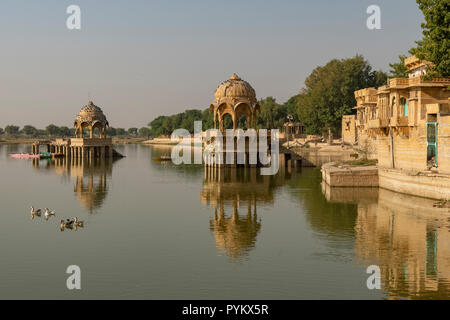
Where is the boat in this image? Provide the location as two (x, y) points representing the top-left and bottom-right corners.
(40, 152), (52, 159)
(153, 155), (172, 162)
(9, 153), (40, 159)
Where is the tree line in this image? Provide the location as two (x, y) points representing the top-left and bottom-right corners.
(147, 95), (301, 137)
(0, 125), (151, 139)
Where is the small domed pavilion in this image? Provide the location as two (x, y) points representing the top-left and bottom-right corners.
(74, 101), (109, 138)
(33, 100), (120, 160)
(210, 74), (261, 131)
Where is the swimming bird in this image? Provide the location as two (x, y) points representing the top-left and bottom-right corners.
(60, 219), (74, 229)
(44, 208), (55, 220)
(73, 217), (84, 227)
(30, 206), (42, 218)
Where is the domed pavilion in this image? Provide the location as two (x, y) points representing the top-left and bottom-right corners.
(210, 74), (261, 131)
(74, 101), (109, 139)
(32, 101), (120, 161)
(69, 101), (115, 160)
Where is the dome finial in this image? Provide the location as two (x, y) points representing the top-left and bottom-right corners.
(230, 73), (240, 80)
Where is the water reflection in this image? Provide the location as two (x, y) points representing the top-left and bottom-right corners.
(323, 183), (450, 299)
(32, 157), (117, 213)
(201, 166), (300, 262)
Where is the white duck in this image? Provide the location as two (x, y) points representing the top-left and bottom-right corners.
(44, 208), (56, 220)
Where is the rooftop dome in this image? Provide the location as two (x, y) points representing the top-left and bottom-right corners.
(74, 101), (109, 127)
(214, 74), (257, 103)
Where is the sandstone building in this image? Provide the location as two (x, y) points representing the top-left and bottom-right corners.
(341, 56), (450, 199)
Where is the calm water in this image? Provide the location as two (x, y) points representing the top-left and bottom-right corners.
(0, 144), (449, 299)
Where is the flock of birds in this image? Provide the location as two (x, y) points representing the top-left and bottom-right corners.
(30, 206), (84, 230)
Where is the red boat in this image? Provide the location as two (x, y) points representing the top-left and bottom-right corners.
(9, 153), (40, 159)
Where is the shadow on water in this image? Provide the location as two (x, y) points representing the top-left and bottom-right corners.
(322, 183), (450, 300)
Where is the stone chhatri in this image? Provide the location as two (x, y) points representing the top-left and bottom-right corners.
(74, 101), (109, 128)
(210, 74), (260, 131)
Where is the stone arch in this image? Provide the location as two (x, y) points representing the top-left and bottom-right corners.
(217, 102), (236, 131)
(75, 121), (92, 138)
(235, 102), (252, 129)
(221, 113), (234, 130)
(92, 120), (107, 138)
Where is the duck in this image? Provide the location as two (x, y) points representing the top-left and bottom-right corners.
(44, 208), (55, 220)
(30, 206), (42, 218)
(60, 219), (74, 229)
(73, 217), (84, 227)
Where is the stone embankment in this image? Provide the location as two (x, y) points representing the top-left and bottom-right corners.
(321, 162), (379, 187)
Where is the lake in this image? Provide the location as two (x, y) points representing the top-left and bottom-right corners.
(0, 144), (449, 299)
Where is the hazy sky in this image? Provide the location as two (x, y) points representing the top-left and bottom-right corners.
(0, 0), (423, 128)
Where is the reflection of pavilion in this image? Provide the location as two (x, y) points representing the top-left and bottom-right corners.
(323, 184), (450, 299)
(33, 157), (116, 213)
(201, 167), (293, 261)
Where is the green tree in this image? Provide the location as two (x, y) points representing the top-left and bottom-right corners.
(138, 127), (151, 138)
(5, 125), (20, 136)
(180, 109), (203, 133)
(0, 128), (3, 135)
(45, 124), (60, 137)
(283, 95), (300, 121)
(298, 55), (387, 135)
(389, 55), (409, 78)
(128, 127), (138, 136)
(258, 97), (280, 129)
(116, 128), (126, 136)
(410, 0), (450, 77)
(202, 108), (214, 130)
(59, 126), (71, 137)
(107, 127), (117, 136)
(148, 116), (167, 137)
(37, 129), (47, 137)
(22, 125), (38, 137)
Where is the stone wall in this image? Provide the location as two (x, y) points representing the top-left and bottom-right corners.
(438, 113), (450, 174)
(321, 162), (379, 187)
(379, 168), (450, 200)
(357, 131), (378, 160)
(342, 115), (356, 145)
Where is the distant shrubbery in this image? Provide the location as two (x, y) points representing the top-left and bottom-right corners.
(0, 125), (152, 139)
